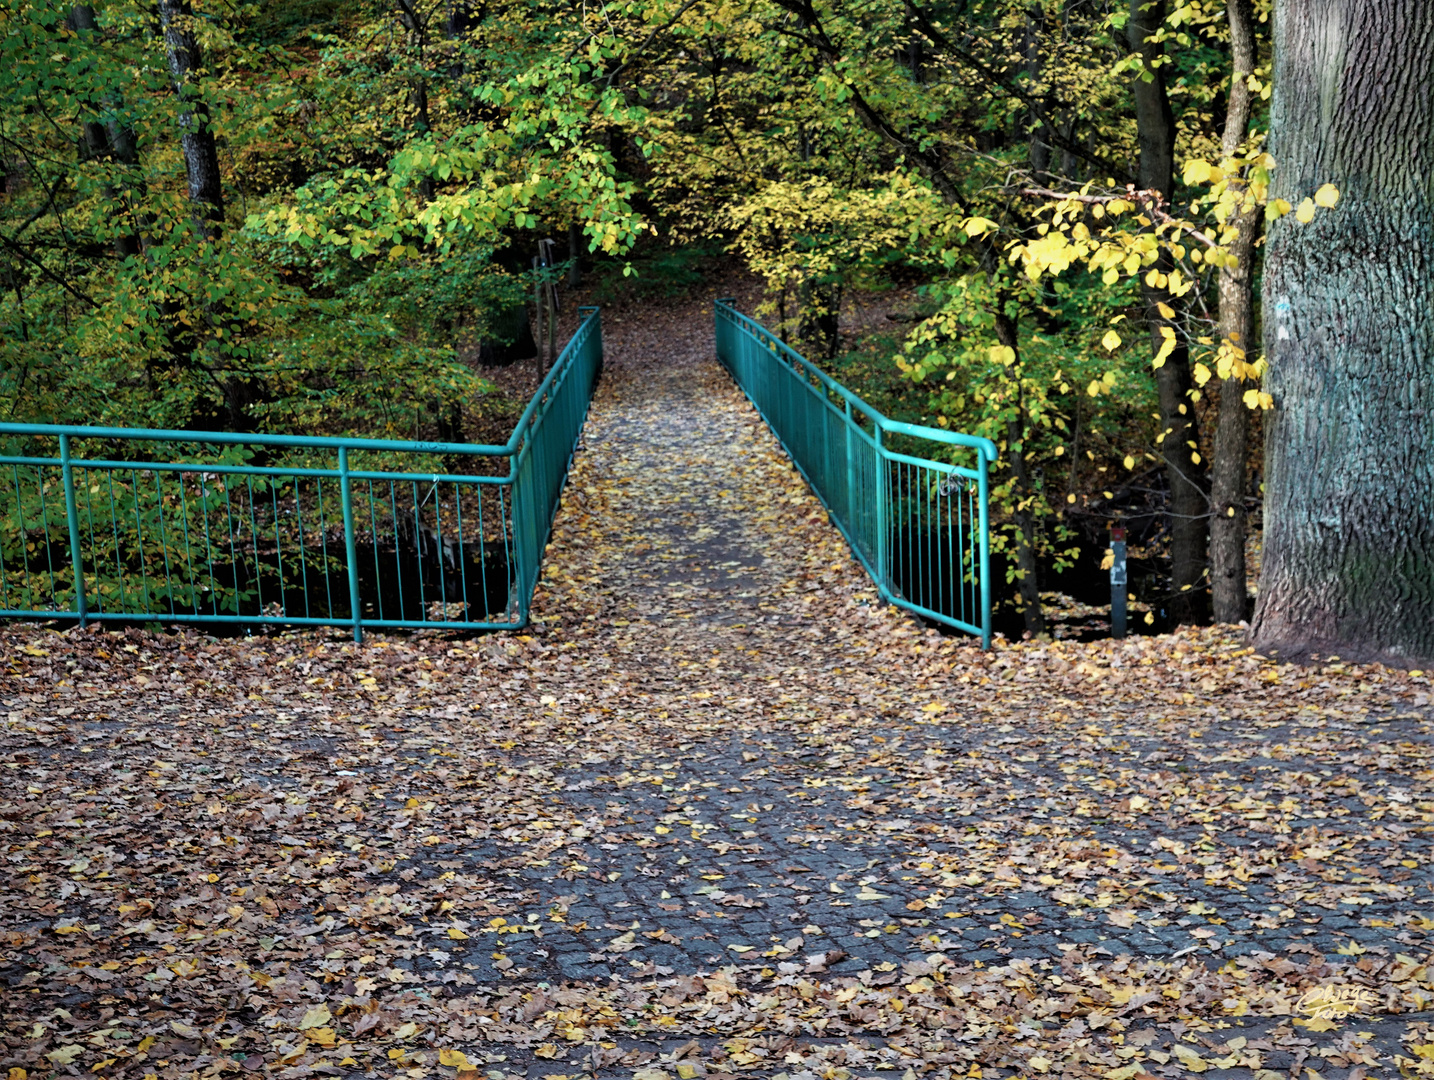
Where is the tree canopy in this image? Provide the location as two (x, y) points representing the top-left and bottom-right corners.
(8, 0), (1422, 654)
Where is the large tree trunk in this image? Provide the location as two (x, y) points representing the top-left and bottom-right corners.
(1128, 0), (1209, 625)
(1250, 0), (1434, 664)
(1209, 0), (1260, 624)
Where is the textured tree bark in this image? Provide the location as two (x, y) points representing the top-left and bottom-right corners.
(1209, 0), (1260, 624)
(69, 6), (110, 162)
(994, 311), (1047, 637)
(1128, 0), (1209, 625)
(1251, 0), (1434, 664)
(156, 0), (224, 242)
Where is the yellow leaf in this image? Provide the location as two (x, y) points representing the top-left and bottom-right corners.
(1101, 330), (1122, 352)
(1087, 380), (1102, 397)
(1266, 198), (1292, 221)
(52, 925), (85, 934)
(1123, 456), (1135, 470)
(9, 1069), (25, 1080)
(1157, 301), (1176, 320)
(1193, 362), (1212, 386)
(534, 1045), (562, 1060)
(1295, 198), (1316, 223)
(137, 1037), (156, 1053)
(1067, 494), (1076, 503)
(299, 1005), (332, 1030)
(447, 927), (469, 940)
(393, 1022), (419, 1040)
(1183, 159), (1212, 185)
(439, 1049), (472, 1068)
(46, 1047), (84, 1067)
(1314, 183), (1339, 208)
(1144, 612), (1154, 625)
(1172, 1044), (1208, 1072)
(21, 645), (47, 657)
(1153, 334), (1177, 369)
(1028, 1056), (1051, 1073)
(988, 345), (1016, 366)
(1294, 1016), (1339, 1032)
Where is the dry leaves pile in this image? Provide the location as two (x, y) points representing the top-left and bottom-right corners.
(2, 283), (1432, 1080)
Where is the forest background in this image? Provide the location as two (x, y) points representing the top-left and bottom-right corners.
(0, 0), (1383, 646)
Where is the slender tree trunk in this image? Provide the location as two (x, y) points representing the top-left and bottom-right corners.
(1209, 0), (1260, 624)
(568, 222), (582, 288)
(1129, 0), (1208, 625)
(69, 6), (110, 161)
(994, 310), (1046, 637)
(1022, 7), (1051, 180)
(1250, 0), (1434, 664)
(156, 0), (223, 242)
(395, 1), (435, 203)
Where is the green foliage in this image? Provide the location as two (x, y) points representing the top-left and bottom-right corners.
(0, 0), (646, 437)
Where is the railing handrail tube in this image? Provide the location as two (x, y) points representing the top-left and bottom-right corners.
(0, 308), (603, 470)
(0, 309), (603, 638)
(716, 299), (992, 646)
(716, 300), (998, 463)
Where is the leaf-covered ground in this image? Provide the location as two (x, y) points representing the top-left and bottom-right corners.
(3, 288), (1434, 1080)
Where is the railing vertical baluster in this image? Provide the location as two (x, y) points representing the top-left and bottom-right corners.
(978, 459), (991, 648)
(59, 435), (87, 627)
(37, 466), (59, 605)
(245, 476), (263, 615)
(154, 472), (178, 617)
(454, 484), (469, 620)
(434, 483), (450, 622)
(105, 474), (125, 613)
(387, 482), (402, 621)
(315, 481), (334, 619)
(13, 465), (33, 607)
(268, 478), (283, 617)
(339, 447), (362, 643)
(132, 470), (151, 615)
(411, 481), (426, 617)
(81, 468), (101, 614)
(293, 480), (311, 619)
(874, 424), (888, 599)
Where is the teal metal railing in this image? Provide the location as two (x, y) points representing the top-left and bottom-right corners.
(0, 307), (603, 640)
(715, 300), (996, 645)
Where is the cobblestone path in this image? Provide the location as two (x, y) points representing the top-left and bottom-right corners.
(512, 301), (1434, 982)
(2, 293), (1432, 1080)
